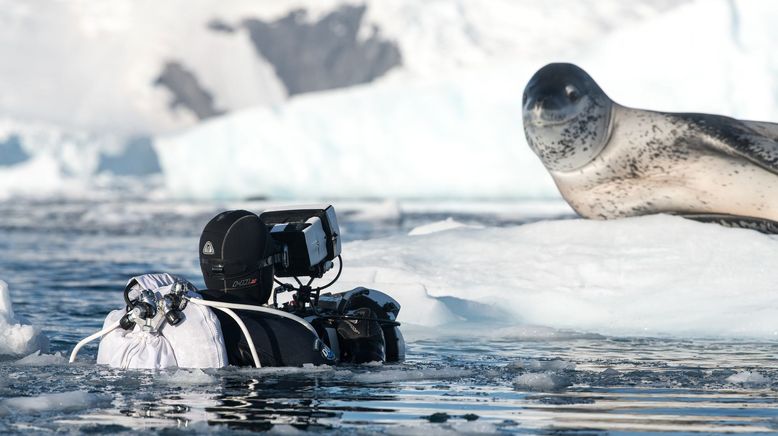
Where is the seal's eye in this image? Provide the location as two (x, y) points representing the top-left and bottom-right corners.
(564, 84), (580, 102)
(522, 92), (527, 105)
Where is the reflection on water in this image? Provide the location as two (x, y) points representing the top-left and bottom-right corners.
(0, 199), (777, 434)
(13, 337), (778, 434)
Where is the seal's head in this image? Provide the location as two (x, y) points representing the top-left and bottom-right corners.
(522, 63), (613, 172)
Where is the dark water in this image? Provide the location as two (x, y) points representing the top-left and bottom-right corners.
(1, 199), (777, 434)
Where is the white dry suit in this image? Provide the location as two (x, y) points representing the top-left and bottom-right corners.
(96, 273), (228, 369)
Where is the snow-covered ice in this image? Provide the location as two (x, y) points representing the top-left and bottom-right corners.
(0, 280), (49, 356)
(334, 215), (778, 338)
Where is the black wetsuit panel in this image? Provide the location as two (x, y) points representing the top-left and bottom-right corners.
(202, 291), (326, 367)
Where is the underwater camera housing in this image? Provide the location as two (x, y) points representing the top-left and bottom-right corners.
(260, 205), (342, 278)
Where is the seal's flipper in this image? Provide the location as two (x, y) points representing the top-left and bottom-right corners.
(678, 213), (778, 234)
(671, 112), (778, 176)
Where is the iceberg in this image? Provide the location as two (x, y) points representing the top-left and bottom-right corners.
(2, 0), (778, 201)
(154, 0), (778, 200)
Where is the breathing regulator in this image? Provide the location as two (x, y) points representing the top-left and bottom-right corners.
(120, 280), (189, 331)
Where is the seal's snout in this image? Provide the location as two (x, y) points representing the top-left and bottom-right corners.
(523, 86), (585, 127)
(527, 93), (570, 112)
(522, 62), (614, 172)
(523, 63), (597, 126)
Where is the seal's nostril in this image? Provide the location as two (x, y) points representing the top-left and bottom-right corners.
(540, 97), (554, 110)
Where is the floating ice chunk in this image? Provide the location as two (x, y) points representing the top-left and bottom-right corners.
(0, 391), (111, 416)
(726, 371), (770, 386)
(14, 351), (67, 366)
(513, 372), (571, 392)
(0, 280), (49, 356)
(408, 218), (483, 236)
(156, 368), (217, 385)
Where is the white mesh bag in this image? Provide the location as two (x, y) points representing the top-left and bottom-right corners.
(97, 273), (228, 369)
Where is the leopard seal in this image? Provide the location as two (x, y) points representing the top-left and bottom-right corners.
(522, 62), (778, 232)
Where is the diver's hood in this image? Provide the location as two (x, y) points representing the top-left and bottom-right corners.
(199, 210), (274, 305)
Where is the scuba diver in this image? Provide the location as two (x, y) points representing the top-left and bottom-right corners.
(198, 207), (405, 367)
(70, 205), (405, 369)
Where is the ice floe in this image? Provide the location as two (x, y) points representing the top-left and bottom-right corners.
(0, 280), (49, 356)
(336, 215), (778, 338)
(14, 351), (67, 366)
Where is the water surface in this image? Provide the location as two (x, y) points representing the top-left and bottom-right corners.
(1, 199), (776, 434)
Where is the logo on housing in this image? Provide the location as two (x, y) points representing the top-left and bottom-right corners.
(202, 241), (215, 255)
(231, 278), (258, 288)
(321, 345), (336, 361)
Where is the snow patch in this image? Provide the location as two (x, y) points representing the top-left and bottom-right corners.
(0, 280), (49, 356)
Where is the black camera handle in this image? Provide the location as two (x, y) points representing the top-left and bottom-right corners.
(272, 255), (343, 310)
